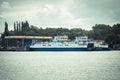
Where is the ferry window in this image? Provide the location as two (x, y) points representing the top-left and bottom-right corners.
(48, 45), (51, 46)
(43, 45), (46, 46)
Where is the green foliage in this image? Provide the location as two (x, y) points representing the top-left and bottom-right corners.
(112, 23), (120, 34)
(1, 21), (120, 44)
(92, 24), (112, 40)
(1, 21), (120, 50)
(4, 22), (9, 36)
(106, 35), (120, 44)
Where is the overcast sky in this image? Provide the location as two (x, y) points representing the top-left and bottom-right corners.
(0, 0), (120, 33)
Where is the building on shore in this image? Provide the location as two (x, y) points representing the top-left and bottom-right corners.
(4, 36), (52, 51)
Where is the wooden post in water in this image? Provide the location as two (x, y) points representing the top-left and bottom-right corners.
(6, 39), (8, 50)
(22, 39), (24, 49)
(16, 39), (18, 48)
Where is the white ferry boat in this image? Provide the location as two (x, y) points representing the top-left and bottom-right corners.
(29, 36), (110, 51)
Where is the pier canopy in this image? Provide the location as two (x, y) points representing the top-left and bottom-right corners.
(4, 36), (52, 51)
(5, 36), (52, 40)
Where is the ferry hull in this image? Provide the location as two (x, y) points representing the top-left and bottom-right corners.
(94, 47), (110, 51)
(29, 47), (92, 51)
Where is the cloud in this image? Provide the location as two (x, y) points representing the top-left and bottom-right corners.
(59, 6), (73, 19)
(1, 1), (12, 9)
(31, 4), (86, 29)
(38, 4), (57, 16)
(0, 0), (120, 33)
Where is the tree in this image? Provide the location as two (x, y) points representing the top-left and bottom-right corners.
(25, 21), (29, 27)
(92, 24), (112, 40)
(14, 22), (16, 31)
(112, 23), (120, 34)
(106, 35), (120, 44)
(16, 21), (19, 31)
(21, 21), (30, 32)
(21, 21), (24, 30)
(4, 22), (9, 36)
(1, 22), (9, 49)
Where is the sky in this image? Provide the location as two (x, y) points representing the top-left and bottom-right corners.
(0, 0), (120, 33)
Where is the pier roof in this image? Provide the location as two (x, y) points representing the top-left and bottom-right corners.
(5, 36), (52, 39)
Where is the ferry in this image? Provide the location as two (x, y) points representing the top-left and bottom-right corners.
(29, 42), (94, 51)
(29, 36), (109, 51)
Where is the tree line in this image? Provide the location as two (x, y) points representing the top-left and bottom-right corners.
(1, 21), (120, 45)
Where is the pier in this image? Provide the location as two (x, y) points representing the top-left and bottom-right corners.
(4, 36), (52, 51)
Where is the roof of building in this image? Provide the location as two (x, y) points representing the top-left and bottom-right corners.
(5, 36), (52, 39)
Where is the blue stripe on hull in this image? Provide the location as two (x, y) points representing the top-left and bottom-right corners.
(29, 48), (90, 51)
(101, 48), (110, 51)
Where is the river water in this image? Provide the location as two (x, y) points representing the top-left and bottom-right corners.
(0, 51), (120, 80)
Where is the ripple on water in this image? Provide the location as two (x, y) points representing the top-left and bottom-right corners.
(0, 51), (120, 80)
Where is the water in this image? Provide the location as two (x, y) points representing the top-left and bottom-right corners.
(0, 51), (120, 80)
